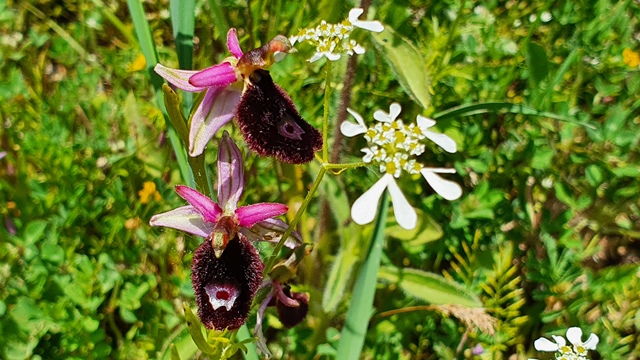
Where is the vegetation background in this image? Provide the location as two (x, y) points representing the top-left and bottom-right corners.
(1, 0), (639, 359)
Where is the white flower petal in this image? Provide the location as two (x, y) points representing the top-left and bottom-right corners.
(551, 335), (566, 348)
(309, 52), (324, 63)
(534, 337), (559, 352)
(583, 333), (599, 350)
(362, 148), (374, 163)
(386, 177), (417, 229)
(423, 130), (457, 153)
(566, 327), (583, 346)
(348, 8), (384, 33)
(416, 114), (436, 129)
(351, 174), (391, 225)
(420, 168), (462, 201)
(374, 102), (402, 122)
(353, 44), (365, 54)
(341, 108), (368, 136)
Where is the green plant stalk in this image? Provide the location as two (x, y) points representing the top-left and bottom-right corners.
(237, 325), (259, 360)
(127, 0), (195, 187)
(264, 167), (327, 275)
(208, 0), (229, 39)
(322, 60), (333, 162)
(170, 0), (195, 118)
(336, 191), (389, 360)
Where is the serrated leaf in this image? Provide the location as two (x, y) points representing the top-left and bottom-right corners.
(526, 42), (549, 84)
(372, 27), (431, 109)
(378, 266), (482, 307)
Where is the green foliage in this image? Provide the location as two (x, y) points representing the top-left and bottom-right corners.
(1, 0), (639, 359)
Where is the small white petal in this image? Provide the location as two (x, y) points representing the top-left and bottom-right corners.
(325, 52), (341, 61)
(353, 44), (365, 54)
(386, 177), (417, 229)
(420, 169), (462, 201)
(374, 102), (402, 122)
(341, 108), (368, 136)
(351, 174), (392, 225)
(423, 131), (457, 153)
(566, 327), (583, 346)
(309, 52), (324, 63)
(583, 333), (599, 350)
(289, 36), (299, 45)
(348, 8), (384, 33)
(362, 148), (374, 162)
(551, 335), (567, 348)
(416, 114), (436, 129)
(534, 337), (559, 352)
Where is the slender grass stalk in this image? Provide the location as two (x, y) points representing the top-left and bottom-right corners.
(237, 325), (259, 360)
(170, 0), (196, 117)
(127, 0), (195, 188)
(336, 192), (389, 360)
(208, 0), (230, 39)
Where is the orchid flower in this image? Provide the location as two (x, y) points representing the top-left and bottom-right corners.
(154, 29), (295, 156)
(150, 131), (301, 257)
(340, 103), (462, 230)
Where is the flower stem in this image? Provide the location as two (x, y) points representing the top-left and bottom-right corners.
(322, 60), (333, 162)
(264, 167), (327, 275)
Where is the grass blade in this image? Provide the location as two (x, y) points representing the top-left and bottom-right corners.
(127, 0), (195, 187)
(336, 192), (389, 360)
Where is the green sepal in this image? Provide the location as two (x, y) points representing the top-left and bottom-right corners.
(162, 84), (190, 145)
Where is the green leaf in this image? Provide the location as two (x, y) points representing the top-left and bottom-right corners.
(585, 164), (603, 186)
(24, 220), (47, 245)
(184, 304), (216, 355)
(378, 266), (482, 308)
(371, 27), (431, 109)
(526, 42), (549, 84)
(336, 192), (389, 360)
(170, 344), (183, 360)
(387, 210), (443, 249)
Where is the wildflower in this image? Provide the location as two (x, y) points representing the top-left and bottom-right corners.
(155, 29), (321, 163)
(127, 53), (146, 72)
(340, 103), (462, 229)
(529, 326), (599, 360)
(150, 131), (301, 257)
(255, 280), (310, 356)
(623, 48), (640, 67)
(138, 181), (162, 204)
(290, 8), (384, 63)
(150, 132), (301, 329)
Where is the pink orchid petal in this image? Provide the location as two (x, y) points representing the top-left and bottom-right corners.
(239, 218), (302, 249)
(175, 185), (222, 223)
(217, 131), (244, 211)
(189, 87), (242, 156)
(235, 203), (288, 228)
(149, 205), (214, 237)
(273, 281), (299, 307)
(189, 62), (238, 88)
(227, 28), (243, 59)
(154, 63), (207, 92)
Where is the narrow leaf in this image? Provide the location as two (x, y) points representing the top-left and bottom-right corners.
(378, 267), (482, 308)
(526, 42), (549, 85)
(336, 193), (389, 360)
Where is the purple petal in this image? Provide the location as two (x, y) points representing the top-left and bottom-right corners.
(149, 205), (214, 237)
(227, 28), (243, 59)
(189, 87), (242, 156)
(175, 185), (222, 223)
(217, 131), (244, 211)
(239, 218), (302, 249)
(154, 63), (206, 92)
(235, 203), (288, 228)
(189, 62), (238, 88)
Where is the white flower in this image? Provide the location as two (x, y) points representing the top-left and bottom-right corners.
(532, 327), (599, 360)
(292, 7), (384, 63)
(341, 103), (462, 230)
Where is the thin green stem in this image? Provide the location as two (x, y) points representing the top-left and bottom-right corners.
(264, 167), (327, 275)
(322, 61), (333, 162)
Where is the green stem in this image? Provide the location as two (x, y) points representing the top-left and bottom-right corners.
(263, 167), (327, 275)
(322, 60), (333, 162)
(336, 191), (389, 360)
(188, 154), (211, 198)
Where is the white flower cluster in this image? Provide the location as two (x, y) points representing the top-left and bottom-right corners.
(529, 327), (599, 360)
(341, 103), (462, 230)
(290, 8), (384, 63)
